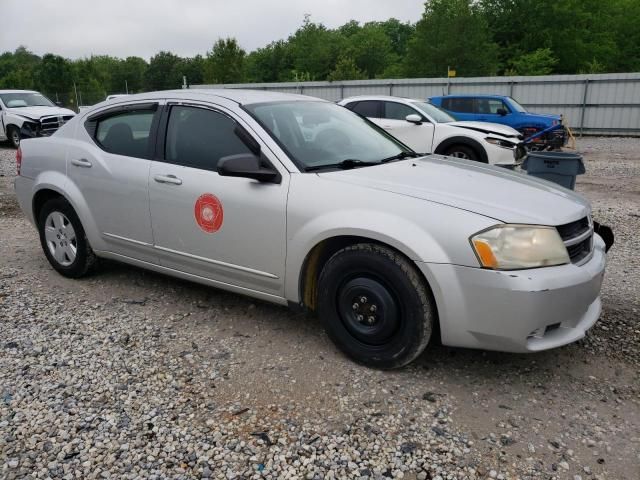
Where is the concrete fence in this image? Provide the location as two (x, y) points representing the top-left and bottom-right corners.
(194, 72), (640, 136)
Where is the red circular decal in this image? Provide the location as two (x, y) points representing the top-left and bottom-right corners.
(194, 194), (224, 233)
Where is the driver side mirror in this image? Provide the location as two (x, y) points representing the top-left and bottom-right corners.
(405, 114), (422, 124)
(497, 108), (508, 116)
(218, 153), (281, 184)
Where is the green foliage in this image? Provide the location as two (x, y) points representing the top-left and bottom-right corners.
(507, 48), (558, 76)
(0, 1), (637, 107)
(406, 0), (499, 77)
(328, 56), (367, 81)
(146, 51), (183, 90)
(204, 38), (246, 84)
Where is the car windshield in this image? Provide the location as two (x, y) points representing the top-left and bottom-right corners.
(0, 92), (55, 108)
(411, 101), (456, 123)
(244, 101), (411, 171)
(507, 97), (527, 113)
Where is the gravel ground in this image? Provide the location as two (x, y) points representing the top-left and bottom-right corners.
(1, 138), (639, 480)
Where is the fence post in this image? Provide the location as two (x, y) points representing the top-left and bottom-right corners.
(580, 78), (590, 137)
(389, 83), (393, 96)
(509, 81), (514, 97)
(340, 83), (344, 99)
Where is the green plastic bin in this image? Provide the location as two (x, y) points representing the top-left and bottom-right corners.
(521, 151), (586, 190)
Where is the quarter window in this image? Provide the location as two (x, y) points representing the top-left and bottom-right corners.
(348, 101), (380, 118)
(442, 98), (474, 113)
(95, 111), (155, 158)
(383, 102), (418, 121)
(164, 106), (253, 171)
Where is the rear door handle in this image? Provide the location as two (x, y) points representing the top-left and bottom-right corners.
(71, 158), (92, 168)
(153, 174), (182, 185)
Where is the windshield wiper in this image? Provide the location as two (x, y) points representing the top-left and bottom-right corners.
(380, 151), (423, 163)
(305, 159), (380, 172)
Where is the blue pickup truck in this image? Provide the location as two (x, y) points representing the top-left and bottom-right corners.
(429, 94), (567, 149)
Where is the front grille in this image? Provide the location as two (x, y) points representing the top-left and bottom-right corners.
(556, 216), (593, 264)
(39, 115), (74, 136)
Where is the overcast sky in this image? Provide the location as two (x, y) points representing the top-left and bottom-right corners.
(2, 0), (425, 59)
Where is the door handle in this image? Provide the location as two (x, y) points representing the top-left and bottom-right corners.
(153, 174), (182, 185)
(71, 158), (92, 168)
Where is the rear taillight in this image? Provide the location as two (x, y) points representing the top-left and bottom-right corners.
(16, 147), (22, 176)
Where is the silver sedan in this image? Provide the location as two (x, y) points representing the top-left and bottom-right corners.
(14, 89), (606, 368)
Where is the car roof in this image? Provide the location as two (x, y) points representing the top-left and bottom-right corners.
(0, 89), (38, 94)
(340, 95), (421, 103)
(431, 94), (508, 98)
(104, 89), (324, 106)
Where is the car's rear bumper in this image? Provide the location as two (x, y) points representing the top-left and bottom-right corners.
(418, 234), (606, 353)
(14, 175), (36, 226)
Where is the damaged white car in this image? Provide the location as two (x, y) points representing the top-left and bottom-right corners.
(339, 95), (526, 166)
(0, 90), (75, 148)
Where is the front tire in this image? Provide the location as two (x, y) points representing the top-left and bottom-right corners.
(445, 144), (480, 162)
(38, 198), (96, 278)
(317, 243), (435, 369)
(7, 126), (20, 148)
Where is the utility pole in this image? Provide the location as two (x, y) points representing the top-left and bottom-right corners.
(125, 80), (129, 94)
(73, 82), (79, 109)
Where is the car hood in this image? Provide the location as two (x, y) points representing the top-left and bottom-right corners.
(448, 121), (522, 138)
(7, 106), (75, 120)
(318, 155), (590, 225)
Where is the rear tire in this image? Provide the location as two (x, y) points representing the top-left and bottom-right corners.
(445, 144), (480, 162)
(38, 198), (97, 278)
(317, 243), (434, 369)
(7, 126), (20, 148)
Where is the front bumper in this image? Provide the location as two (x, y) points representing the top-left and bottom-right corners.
(418, 234), (606, 353)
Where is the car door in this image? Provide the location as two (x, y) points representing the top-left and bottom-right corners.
(67, 101), (161, 263)
(475, 98), (511, 125)
(379, 101), (434, 153)
(148, 102), (288, 298)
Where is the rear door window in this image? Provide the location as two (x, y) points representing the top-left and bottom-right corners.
(347, 101), (381, 118)
(95, 110), (155, 158)
(383, 102), (418, 121)
(442, 97), (475, 113)
(164, 105), (253, 172)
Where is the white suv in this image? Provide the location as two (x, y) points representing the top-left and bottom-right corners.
(338, 95), (525, 166)
(0, 90), (76, 148)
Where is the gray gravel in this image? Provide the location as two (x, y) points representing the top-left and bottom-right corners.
(1, 138), (639, 479)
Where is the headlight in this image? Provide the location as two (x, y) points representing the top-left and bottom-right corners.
(485, 137), (516, 149)
(470, 225), (569, 270)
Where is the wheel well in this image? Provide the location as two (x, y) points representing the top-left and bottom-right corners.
(299, 235), (441, 342)
(32, 189), (64, 223)
(435, 137), (488, 163)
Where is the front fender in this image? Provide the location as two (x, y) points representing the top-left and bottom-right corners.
(32, 171), (107, 252)
(284, 209), (452, 302)
(434, 135), (489, 163)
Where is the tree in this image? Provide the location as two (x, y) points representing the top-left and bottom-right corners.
(245, 40), (293, 82)
(145, 51), (183, 90)
(204, 38), (246, 84)
(507, 48), (558, 76)
(328, 56), (367, 81)
(288, 16), (345, 81)
(405, 0), (499, 78)
(345, 24), (395, 78)
(34, 54), (73, 95)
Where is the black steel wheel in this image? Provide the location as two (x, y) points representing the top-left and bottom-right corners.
(317, 243), (435, 369)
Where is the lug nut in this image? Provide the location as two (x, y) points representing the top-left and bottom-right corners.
(367, 316), (375, 324)
(352, 303), (359, 310)
(360, 296), (368, 304)
(357, 314), (364, 322)
(370, 305), (377, 312)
